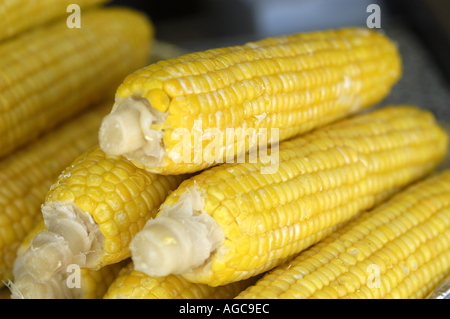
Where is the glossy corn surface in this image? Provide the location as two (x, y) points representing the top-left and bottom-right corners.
(133, 105), (448, 287)
(0, 102), (110, 286)
(237, 170), (450, 299)
(0, 7), (153, 158)
(0, 0), (109, 42)
(101, 27), (401, 174)
(103, 262), (257, 299)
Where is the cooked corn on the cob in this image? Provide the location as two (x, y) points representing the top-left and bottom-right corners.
(130, 105), (448, 287)
(103, 261), (259, 299)
(236, 170), (450, 299)
(99, 27), (401, 175)
(22, 147), (188, 283)
(0, 0), (109, 42)
(8, 221), (127, 299)
(0, 7), (153, 158)
(0, 101), (110, 287)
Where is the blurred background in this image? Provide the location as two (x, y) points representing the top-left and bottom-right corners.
(107, 0), (450, 121)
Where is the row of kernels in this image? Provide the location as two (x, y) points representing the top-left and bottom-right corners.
(164, 44), (391, 121)
(164, 72), (396, 157)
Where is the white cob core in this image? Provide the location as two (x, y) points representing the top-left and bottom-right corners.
(8, 263), (78, 299)
(130, 186), (224, 277)
(8, 274), (66, 299)
(99, 96), (167, 167)
(22, 202), (103, 282)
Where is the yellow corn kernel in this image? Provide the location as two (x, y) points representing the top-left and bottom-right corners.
(129, 105), (448, 286)
(237, 170), (450, 299)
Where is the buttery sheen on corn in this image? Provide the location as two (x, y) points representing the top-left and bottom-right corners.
(236, 170), (450, 299)
(129, 106), (448, 287)
(0, 0), (109, 42)
(103, 262), (258, 299)
(0, 7), (153, 158)
(22, 147), (188, 283)
(0, 101), (110, 287)
(9, 220), (126, 299)
(99, 27), (401, 175)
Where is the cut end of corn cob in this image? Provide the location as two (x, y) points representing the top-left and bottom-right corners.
(23, 202), (102, 282)
(10, 220), (68, 299)
(9, 274), (65, 299)
(10, 216), (127, 299)
(99, 97), (166, 163)
(130, 185), (224, 277)
(11, 261), (127, 299)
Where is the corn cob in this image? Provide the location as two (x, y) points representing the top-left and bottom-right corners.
(103, 261), (259, 299)
(0, 7), (153, 158)
(236, 170), (450, 299)
(7, 220), (127, 299)
(99, 27), (401, 175)
(22, 147), (188, 283)
(129, 105), (448, 287)
(0, 101), (111, 287)
(0, 0), (109, 42)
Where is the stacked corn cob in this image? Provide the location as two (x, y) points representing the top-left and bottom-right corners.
(2, 3), (450, 299)
(0, 0), (161, 298)
(0, 101), (111, 286)
(0, 6), (153, 158)
(236, 170), (450, 299)
(129, 106), (448, 286)
(98, 27), (401, 175)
